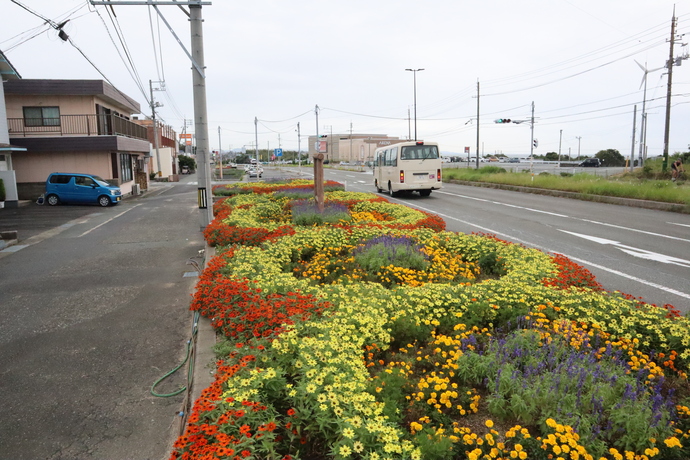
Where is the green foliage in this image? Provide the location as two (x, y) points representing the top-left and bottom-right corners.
(560, 172), (573, 177)
(354, 238), (430, 273)
(595, 148), (625, 167)
(477, 166), (507, 174)
(178, 154), (196, 170)
(477, 251), (507, 278)
(455, 327), (675, 457)
(0, 178), (5, 201)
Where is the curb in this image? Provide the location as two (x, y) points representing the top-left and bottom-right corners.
(190, 244), (217, 407)
(446, 179), (690, 214)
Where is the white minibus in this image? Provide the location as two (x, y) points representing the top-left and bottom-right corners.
(373, 141), (442, 196)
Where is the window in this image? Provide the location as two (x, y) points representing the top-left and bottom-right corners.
(120, 154), (133, 182)
(401, 145), (439, 160)
(49, 175), (71, 184)
(23, 107), (60, 127)
(385, 147), (397, 167)
(75, 176), (95, 187)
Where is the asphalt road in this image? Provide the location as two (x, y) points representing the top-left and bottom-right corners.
(293, 166), (690, 313)
(0, 178), (205, 459)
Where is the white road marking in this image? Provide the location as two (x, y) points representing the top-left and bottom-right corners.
(561, 230), (690, 268)
(436, 190), (569, 217)
(437, 189), (690, 243)
(78, 204), (141, 237)
(669, 222), (690, 228)
(393, 199), (690, 301)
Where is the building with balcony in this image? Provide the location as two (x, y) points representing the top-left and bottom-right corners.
(4, 79), (151, 200)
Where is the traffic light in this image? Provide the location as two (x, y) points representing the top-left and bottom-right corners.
(533, 139), (539, 148)
(494, 118), (512, 123)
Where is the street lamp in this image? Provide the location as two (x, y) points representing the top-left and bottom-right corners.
(405, 68), (424, 141)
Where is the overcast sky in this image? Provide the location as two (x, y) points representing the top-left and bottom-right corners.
(2, 0), (689, 158)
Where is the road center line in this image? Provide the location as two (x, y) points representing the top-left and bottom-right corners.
(78, 204), (141, 237)
(436, 190), (569, 217)
(397, 200), (690, 302)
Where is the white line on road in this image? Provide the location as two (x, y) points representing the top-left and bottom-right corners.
(669, 222), (690, 228)
(78, 204), (141, 237)
(436, 190), (569, 217)
(394, 199), (690, 302)
(437, 189), (690, 243)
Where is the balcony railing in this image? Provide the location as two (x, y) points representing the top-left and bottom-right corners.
(7, 114), (148, 141)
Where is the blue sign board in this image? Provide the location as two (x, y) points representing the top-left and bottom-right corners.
(274, 148), (283, 157)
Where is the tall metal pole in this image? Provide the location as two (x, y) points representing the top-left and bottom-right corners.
(558, 129), (563, 167)
(149, 80), (162, 177)
(475, 80), (480, 170)
(297, 122), (301, 173)
(638, 63), (649, 167)
(405, 68), (424, 141)
(218, 125), (223, 180)
(529, 101), (535, 181)
(630, 105), (637, 172)
(254, 117), (259, 165)
(190, 3), (213, 229)
(662, 8), (676, 173)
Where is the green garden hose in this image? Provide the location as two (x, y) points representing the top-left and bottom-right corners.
(150, 310), (200, 398)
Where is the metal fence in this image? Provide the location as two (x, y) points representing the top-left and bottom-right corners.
(7, 114), (148, 140)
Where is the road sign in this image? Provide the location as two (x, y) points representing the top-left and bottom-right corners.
(274, 148), (283, 157)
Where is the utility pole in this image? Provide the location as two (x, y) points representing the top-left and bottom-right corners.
(407, 107), (411, 140)
(314, 105), (324, 212)
(254, 117), (259, 166)
(475, 80), (480, 169)
(529, 101), (535, 181)
(630, 105), (637, 172)
(662, 8), (677, 173)
(90, 1), (213, 229)
(218, 125), (222, 180)
(296, 122), (301, 172)
(558, 129), (563, 167)
(149, 79), (162, 177)
(349, 121), (353, 164)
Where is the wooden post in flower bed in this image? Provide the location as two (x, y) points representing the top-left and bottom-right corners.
(313, 152), (325, 212)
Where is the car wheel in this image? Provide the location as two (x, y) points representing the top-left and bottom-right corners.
(375, 180), (383, 193)
(47, 194), (60, 206)
(419, 190), (431, 197)
(98, 195), (111, 207)
(388, 182), (398, 197)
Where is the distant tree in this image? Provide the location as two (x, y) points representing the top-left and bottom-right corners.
(178, 154), (196, 170)
(544, 151), (559, 161)
(595, 149), (625, 167)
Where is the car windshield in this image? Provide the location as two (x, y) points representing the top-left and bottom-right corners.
(400, 145), (439, 160)
(92, 176), (110, 187)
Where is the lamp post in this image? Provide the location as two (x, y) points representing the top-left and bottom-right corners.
(405, 68), (424, 141)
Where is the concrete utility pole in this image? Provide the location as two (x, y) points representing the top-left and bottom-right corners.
(576, 136), (582, 159)
(296, 122), (301, 172)
(90, 1), (213, 229)
(529, 101), (535, 181)
(314, 105), (324, 212)
(662, 8), (677, 173)
(630, 105), (637, 172)
(254, 117), (259, 165)
(218, 125), (222, 180)
(475, 80), (480, 169)
(558, 129), (563, 167)
(149, 79), (162, 177)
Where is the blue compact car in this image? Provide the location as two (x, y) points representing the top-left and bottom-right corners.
(45, 173), (122, 207)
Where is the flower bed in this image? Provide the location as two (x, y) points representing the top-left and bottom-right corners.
(171, 181), (690, 460)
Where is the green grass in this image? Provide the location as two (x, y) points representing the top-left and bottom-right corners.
(443, 164), (690, 205)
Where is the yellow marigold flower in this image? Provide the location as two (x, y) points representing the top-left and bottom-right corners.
(485, 419), (494, 428)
